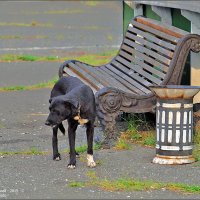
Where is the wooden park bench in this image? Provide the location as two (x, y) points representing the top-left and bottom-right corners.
(59, 16), (200, 146)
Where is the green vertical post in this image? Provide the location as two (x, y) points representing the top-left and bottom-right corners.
(123, 2), (134, 34)
(144, 5), (161, 21)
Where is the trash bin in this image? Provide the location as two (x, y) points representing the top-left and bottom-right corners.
(149, 85), (200, 165)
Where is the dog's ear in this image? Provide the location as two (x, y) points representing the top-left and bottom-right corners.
(64, 98), (79, 109)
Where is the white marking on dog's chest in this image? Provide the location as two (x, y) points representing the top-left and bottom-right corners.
(74, 115), (89, 125)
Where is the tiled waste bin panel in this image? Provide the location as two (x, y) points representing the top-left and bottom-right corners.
(156, 99), (193, 156)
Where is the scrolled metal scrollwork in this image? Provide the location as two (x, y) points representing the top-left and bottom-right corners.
(100, 89), (122, 113)
(121, 95), (138, 107)
(191, 39), (200, 53)
(168, 35), (200, 85)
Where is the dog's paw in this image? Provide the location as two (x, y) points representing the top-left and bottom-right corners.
(87, 154), (96, 168)
(67, 164), (76, 169)
(87, 161), (96, 168)
(53, 154), (61, 161)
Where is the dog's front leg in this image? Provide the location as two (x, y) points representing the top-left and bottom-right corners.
(86, 122), (96, 168)
(52, 126), (61, 161)
(67, 119), (78, 169)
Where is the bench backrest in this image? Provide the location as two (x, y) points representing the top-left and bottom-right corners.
(110, 16), (193, 92)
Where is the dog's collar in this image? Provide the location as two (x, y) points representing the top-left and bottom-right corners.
(73, 104), (89, 125)
(74, 115), (89, 125)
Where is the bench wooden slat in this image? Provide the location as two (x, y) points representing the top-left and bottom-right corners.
(132, 20), (179, 44)
(121, 44), (168, 73)
(119, 50), (166, 79)
(124, 38), (171, 66)
(136, 17), (187, 38)
(100, 66), (139, 94)
(128, 26), (176, 51)
(111, 60), (152, 94)
(68, 62), (104, 90)
(95, 68), (133, 93)
(125, 32), (173, 59)
(115, 56), (162, 85)
(75, 62), (132, 93)
(62, 66), (98, 92)
(104, 64), (146, 95)
(112, 59), (152, 87)
(75, 62), (111, 87)
(101, 65), (144, 95)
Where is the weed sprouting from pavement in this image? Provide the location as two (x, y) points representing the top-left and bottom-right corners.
(0, 77), (58, 92)
(0, 50), (117, 65)
(0, 54), (59, 62)
(0, 147), (47, 156)
(84, 1), (99, 7)
(63, 143), (102, 154)
(0, 22), (52, 27)
(0, 35), (48, 39)
(0, 51), (117, 96)
(193, 130), (200, 161)
(117, 113), (156, 148)
(44, 9), (83, 14)
(114, 138), (131, 150)
(68, 181), (85, 188)
(68, 171), (200, 194)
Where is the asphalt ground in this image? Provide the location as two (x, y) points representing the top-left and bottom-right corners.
(1, 1), (200, 199)
(1, 88), (200, 199)
(0, 1), (122, 55)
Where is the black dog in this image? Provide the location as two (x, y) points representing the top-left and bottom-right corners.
(45, 76), (96, 169)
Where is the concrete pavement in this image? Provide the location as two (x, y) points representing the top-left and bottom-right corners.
(1, 1), (200, 199)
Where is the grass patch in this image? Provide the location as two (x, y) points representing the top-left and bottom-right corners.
(143, 132), (156, 146)
(167, 183), (200, 194)
(0, 22), (52, 27)
(0, 35), (48, 40)
(193, 130), (200, 161)
(84, 1), (99, 7)
(0, 50), (117, 65)
(95, 178), (161, 192)
(79, 53), (113, 65)
(0, 50), (117, 92)
(18, 55), (40, 61)
(68, 172), (200, 194)
(0, 147), (47, 156)
(0, 54), (59, 62)
(68, 181), (85, 188)
(114, 138), (131, 150)
(44, 9), (83, 14)
(63, 143), (102, 154)
(0, 77), (58, 92)
(76, 145), (88, 154)
(118, 113), (156, 148)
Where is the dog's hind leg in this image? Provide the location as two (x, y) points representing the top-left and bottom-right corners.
(67, 119), (78, 169)
(86, 122), (96, 168)
(52, 126), (61, 161)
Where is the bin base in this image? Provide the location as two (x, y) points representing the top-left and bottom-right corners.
(153, 154), (195, 165)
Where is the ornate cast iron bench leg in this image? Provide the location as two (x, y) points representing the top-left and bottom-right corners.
(95, 87), (138, 148)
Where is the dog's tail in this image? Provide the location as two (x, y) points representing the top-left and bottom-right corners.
(58, 123), (65, 135)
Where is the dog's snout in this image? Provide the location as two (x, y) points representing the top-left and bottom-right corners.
(45, 120), (51, 126)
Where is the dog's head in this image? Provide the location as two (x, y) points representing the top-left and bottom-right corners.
(45, 96), (78, 127)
